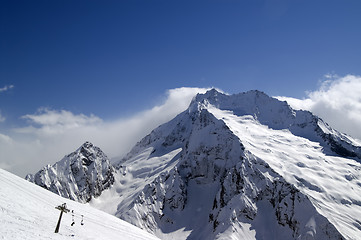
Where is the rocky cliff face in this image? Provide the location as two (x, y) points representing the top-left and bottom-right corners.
(26, 141), (115, 203)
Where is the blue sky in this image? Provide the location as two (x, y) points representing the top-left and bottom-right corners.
(1, 0), (361, 176)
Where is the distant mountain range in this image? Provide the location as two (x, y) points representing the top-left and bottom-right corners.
(26, 89), (361, 240)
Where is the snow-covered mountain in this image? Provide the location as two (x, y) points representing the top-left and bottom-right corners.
(26, 141), (115, 203)
(0, 168), (160, 240)
(26, 89), (361, 240)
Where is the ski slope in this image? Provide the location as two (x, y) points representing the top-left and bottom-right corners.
(0, 168), (160, 240)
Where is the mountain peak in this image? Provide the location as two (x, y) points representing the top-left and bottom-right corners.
(114, 89), (356, 239)
(191, 89), (361, 159)
(193, 89), (286, 110)
(190, 89), (295, 129)
(74, 141), (96, 155)
(26, 142), (115, 202)
(81, 140), (94, 148)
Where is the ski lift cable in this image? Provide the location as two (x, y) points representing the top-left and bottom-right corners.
(55, 206), (152, 239)
(71, 210), (75, 226)
(70, 211), (143, 236)
(71, 213), (118, 230)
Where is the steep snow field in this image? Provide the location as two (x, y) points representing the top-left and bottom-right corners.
(208, 106), (361, 240)
(90, 147), (182, 217)
(0, 168), (160, 240)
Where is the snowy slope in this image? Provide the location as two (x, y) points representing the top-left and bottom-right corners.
(208, 105), (361, 240)
(0, 168), (160, 240)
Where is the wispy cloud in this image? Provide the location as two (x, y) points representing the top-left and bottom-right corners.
(1, 87), (210, 177)
(0, 85), (14, 93)
(276, 74), (361, 141)
(19, 108), (102, 135)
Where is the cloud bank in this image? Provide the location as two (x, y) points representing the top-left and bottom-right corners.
(276, 74), (361, 141)
(0, 87), (209, 177)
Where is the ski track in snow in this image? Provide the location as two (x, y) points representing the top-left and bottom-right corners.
(209, 106), (361, 240)
(0, 168), (160, 240)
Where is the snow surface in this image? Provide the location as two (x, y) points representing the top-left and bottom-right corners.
(0, 168), (160, 240)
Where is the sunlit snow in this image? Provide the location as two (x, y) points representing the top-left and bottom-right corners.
(208, 105), (361, 240)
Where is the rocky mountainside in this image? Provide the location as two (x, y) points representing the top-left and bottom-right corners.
(27, 89), (361, 240)
(26, 141), (115, 203)
(112, 90), (361, 240)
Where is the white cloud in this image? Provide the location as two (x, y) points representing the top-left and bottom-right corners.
(0, 84), (14, 93)
(19, 108), (102, 135)
(1, 87), (210, 177)
(276, 74), (361, 141)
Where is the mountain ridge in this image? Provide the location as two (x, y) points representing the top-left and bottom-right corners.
(26, 89), (361, 240)
(193, 89), (361, 159)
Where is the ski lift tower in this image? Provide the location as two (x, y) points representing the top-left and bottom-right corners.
(54, 203), (70, 233)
